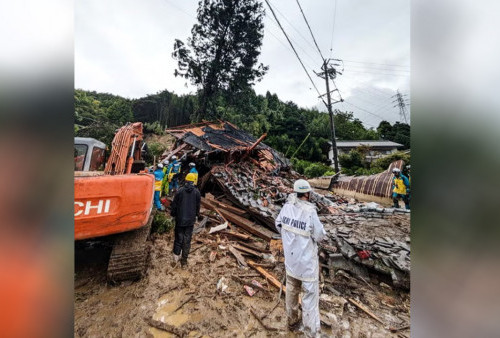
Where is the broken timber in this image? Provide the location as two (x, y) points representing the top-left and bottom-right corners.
(216, 208), (274, 242)
(348, 298), (385, 325)
(145, 317), (186, 337)
(228, 245), (248, 267)
(248, 260), (286, 293)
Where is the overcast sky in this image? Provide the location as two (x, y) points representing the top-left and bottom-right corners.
(75, 0), (410, 129)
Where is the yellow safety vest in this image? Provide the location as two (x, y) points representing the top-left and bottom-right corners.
(393, 177), (407, 195)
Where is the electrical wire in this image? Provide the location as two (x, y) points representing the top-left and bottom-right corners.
(264, 0), (325, 104)
(295, 0), (325, 60)
(329, 0), (337, 58)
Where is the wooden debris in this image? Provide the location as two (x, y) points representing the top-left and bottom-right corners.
(389, 324), (410, 332)
(231, 275), (271, 295)
(237, 273), (261, 278)
(215, 208), (274, 242)
(348, 298), (385, 325)
(232, 244), (264, 258)
(145, 317), (186, 337)
(162, 143), (188, 159)
(209, 251), (217, 262)
(208, 221), (229, 234)
(220, 230), (251, 241)
(237, 240), (270, 253)
(248, 260), (286, 293)
(228, 245), (248, 267)
(202, 197), (247, 216)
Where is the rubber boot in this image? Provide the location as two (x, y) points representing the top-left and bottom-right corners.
(172, 253), (181, 268)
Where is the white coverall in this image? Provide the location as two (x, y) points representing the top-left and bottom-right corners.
(275, 193), (326, 336)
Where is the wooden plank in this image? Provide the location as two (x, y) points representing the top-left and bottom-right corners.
(220, 230), (252, 241)
(216, 208), (274, 242)
(348, 298), (385, 325)
(162, 143), (188, 159)
(228, 245), (248, 267)
(232, 244), (264, 258)
(237, 240), (270, 253)
(208, 221), (228, 234)
(248, 260), (286, 293)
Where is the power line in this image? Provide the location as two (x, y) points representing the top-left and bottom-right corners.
(344, 64), (411, 73)
(345, 69), (410, 77)
(264, 0), (324, 103)
(329, 0), (337, 58)
(267, 1), (318, 55)
(163, 0), (196, 20)
(295, 0), (325, 60)
(265, 15), (318, 68)
(343, 59), (410, 69)
(343, 101), (387, 121)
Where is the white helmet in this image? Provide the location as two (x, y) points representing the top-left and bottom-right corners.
(294, 179), (312, 193)
(163, 160), (169, 165)
(392, 168), (401, 173)
(157, 163), (164, 169)
(189, 162), (195, 167)
(171, 155), (177, 160)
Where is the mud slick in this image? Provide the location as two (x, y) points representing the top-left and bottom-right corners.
(75, 226), (410, 337)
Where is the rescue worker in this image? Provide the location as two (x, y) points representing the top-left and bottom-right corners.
(167, 155), (181, 195)
(275, 179), (326, 337)
(392, 167), (410, 209)
(153, 163), (165, 211)
(188, 162), (198, 185)
(170, 173), (201, 268)
(160, 160), (170, 196)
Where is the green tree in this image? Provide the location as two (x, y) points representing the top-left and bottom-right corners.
(172, 0), (268, 120)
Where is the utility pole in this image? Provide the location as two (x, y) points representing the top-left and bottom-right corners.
(316, 58), (343, 173)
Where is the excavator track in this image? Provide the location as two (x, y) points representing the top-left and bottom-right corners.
(107, 210), (155, 283)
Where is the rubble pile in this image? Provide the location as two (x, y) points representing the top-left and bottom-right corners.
(161, 121), (411, 292)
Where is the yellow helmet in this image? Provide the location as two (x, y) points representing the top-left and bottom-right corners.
(185, 173), (197, 182)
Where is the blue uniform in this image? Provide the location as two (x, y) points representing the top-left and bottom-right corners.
(189, 167), (198, 185)
(153, 168), (165, 210)
(392, 174), (410, 209)
(168, 160), (181, 193)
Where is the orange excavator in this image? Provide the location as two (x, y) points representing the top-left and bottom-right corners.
(74, 122), (155, 282)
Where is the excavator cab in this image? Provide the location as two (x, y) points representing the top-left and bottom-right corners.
(74, 137), (106, 172)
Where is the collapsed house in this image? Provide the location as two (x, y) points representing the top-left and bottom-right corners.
(160, 121), (410, 290)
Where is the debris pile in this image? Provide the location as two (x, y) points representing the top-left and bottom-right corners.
(75, 121), (411, 337)
(161, 121), (411, 291)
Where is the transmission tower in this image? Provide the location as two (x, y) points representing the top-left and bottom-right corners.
(392, 90), (410, 124)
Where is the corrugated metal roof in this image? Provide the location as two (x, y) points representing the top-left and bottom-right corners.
(329, 140), (403, 148)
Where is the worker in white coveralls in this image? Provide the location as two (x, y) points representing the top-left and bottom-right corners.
(275, 179), (326, 336)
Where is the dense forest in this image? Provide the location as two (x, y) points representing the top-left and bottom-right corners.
(74, 88), (410, 176)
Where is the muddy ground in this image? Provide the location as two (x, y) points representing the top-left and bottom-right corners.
(75, 224), (410, 338)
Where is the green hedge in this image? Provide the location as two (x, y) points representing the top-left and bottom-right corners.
(291, 158), (334, 178)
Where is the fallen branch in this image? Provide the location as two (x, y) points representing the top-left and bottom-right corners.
(389, 324), (410, 332)
(348, 298), (385, 325)
(173, 295), (196, 313)
(145, 317), (186, 337)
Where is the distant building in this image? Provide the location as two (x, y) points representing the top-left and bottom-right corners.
(328, 140), (404, 165)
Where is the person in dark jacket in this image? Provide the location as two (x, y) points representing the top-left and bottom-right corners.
(170, 173), (201, 267)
